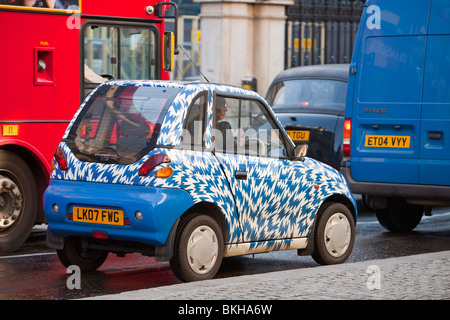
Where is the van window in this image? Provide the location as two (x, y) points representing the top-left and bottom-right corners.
(66, 85), (181, 165)
(358, 36), (425, 103)
(423, 35), (450, 103)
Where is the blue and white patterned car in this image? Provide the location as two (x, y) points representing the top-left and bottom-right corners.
(44, 80), (357, 282)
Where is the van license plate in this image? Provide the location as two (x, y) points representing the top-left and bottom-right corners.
(365, 135), (410, 148)
(73, 206), (124, 225)
(287, 130), (310, 142)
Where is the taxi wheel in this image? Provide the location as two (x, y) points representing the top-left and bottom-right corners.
(312, 203), (355, 265)
(170, 215), (224, 282)
(57, 237), (108, 272)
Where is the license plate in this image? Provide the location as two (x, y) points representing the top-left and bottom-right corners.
(287, 130), (310, 141)
(365, 135), (410, 148)
(72, 206), (124, 226)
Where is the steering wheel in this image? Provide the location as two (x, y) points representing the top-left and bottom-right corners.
(241, 138), (267, 156)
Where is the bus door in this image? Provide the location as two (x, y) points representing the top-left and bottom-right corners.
(82, 22), (160, 99)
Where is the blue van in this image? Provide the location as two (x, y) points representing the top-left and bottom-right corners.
(341, 0), (450, 231)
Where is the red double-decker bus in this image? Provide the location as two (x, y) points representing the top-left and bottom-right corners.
(0, 0), (177, 254)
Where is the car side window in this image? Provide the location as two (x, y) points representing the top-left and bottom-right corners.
(213, 95), (287, 158)
(181, 93), (207, 150)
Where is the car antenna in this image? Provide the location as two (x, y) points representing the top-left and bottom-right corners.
(178, 44), (210, 83)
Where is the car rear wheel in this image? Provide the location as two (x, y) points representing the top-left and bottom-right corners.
(312, 203), (355, 265)
(57, 237), (108, 271)
(170, 215), (224, 282)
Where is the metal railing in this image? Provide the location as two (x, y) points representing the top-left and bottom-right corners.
(285, 0), (363, 68)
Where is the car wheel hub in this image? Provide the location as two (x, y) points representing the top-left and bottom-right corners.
(324, 212), (351, 258)
(187, 225), (219, 275)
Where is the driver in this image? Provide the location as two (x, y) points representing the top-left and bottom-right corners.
(215, 97), (233, 152)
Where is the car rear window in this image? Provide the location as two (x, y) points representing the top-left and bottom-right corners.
(267, 79), (347, 112)
(65, 84), (181, 165)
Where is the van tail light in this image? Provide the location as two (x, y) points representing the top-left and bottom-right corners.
(138, 153), (171, 177)
(343, 119), (352, 158)
(54, 146), (69, 171)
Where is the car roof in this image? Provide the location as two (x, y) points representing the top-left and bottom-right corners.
(270, 64), (350, 84)
(95, 79), (290, 150)
(102, 80), (265, 102)
(105, 80), (255, 93)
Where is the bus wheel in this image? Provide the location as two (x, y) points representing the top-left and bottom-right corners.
(170, 215), (224, 282)
(57, 237), (108, 271)
(0, 150), (38, 255)
(376, 199), (423, 232)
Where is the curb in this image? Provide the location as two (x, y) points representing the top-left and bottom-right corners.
(87, 250), (450, 300)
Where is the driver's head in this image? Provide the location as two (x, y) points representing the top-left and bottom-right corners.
(216, 97), (228, 120)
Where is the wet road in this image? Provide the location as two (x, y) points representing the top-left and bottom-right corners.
(1, 203), (450, 300)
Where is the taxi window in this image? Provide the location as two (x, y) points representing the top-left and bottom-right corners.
(268, 79), (347, 111)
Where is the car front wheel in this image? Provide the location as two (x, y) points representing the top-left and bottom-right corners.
(312, 203), (355, 265)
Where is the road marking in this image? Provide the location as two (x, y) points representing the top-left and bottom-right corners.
(423, 211), (450, 219)
(0, 252), (56, 260)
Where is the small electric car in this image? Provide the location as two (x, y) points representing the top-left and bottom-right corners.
(44, 80), (357, 282)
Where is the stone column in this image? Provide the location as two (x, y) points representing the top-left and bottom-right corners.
(194, 0), (294, 95)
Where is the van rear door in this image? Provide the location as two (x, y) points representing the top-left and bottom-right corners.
(420, 0), (450, 186)
(348, 0), (430, 184)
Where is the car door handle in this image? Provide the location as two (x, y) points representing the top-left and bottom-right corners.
(235, 170), (247, 180)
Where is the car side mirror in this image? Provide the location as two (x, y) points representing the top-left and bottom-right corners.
(295, 144), (308, 160)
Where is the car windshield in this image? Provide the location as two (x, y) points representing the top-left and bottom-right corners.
(267, 79), (347, 111)
(65, 85), (181, 165)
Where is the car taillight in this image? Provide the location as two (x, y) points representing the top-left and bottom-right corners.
(138, 153), (171, 177)
(343, 119), (352, 158)
(54, 146), (69, 171)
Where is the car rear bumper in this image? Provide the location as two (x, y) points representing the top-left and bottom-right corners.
(44, 179), (194, 247)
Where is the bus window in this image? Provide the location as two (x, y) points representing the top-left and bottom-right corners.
(120, 28), (156, 80)
(83, 24), (157, 98)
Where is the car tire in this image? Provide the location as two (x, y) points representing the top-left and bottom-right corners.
(375, 199), (423, 232)
(57, 237), (108, 272)
(0, 150), (38, 255)
(170, 215), (224, 282)
(312, 203), (355, 265)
